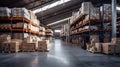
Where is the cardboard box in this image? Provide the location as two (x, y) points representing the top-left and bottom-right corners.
(90, 35), (99, 43)
(0, 7), (11, 17)
(95, 43), (102, 53)
(102, 43), (116, 54)
(115, 45), (120, 53)
(12, 33), (28, 39)
(0, 34), (11, 42)
(81, 2), (93, 14)
(86, 43), (92, 51)
(21, 43), (36, 52)
(10, 41), (20, 52)
(11, 8), (30, 20)
(2, 41), (11, 52)
(37, 41), (47, 51)
(111, 38), (120, 44)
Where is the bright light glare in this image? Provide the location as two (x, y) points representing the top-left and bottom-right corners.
(47, 17), (70, 26)
(33, 0), (71, 13)
(55, 30), (61, 32)
(116, 6), (120, 11)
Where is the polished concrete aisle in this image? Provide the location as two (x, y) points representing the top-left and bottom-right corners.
(0, 39), (120, 67)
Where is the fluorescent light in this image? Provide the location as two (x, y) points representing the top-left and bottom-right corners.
(47, 17), (70, 26)
(116, 6), (120, 11)
(54, 30), (61, 32)
(33, 0), (71, 13)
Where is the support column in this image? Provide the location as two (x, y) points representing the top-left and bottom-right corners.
(112, 0), (117, 38)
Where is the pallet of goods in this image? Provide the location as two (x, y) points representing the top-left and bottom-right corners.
(37, 41), (48, 52)
(11, 8), (30, 20)
(0, 7), (11, 17)
(21, 42), (36, 52)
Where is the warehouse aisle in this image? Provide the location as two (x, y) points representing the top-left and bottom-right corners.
(0, 39), (120, 67)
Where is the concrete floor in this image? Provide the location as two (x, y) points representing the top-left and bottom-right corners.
(0, 39), (120, 67)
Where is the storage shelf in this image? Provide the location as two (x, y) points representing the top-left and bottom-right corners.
(0, 28), (45, 36)
(71, 29), (111, 35)
(71, 20), (111, 31)
(70, 14), (87, 27)
(0, 17), (39, 27)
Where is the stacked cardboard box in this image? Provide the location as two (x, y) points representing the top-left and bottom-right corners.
(0, 34), (11, 41)
(111, 38), (120, 44)
(0, 34), (11, 51)
(11, 8), (30, 20)
(12, 33), (29, 39)
(90, 35), (99, 43)
(2, 41), (11, 52)
(10, 39), (22, 52)
(12, 22), (28, 29)
(21, 43), (36, 52)
(102, 43), (116, 54)
(1, 39), (22, 53)
(95, 43), (102, 53)
(0, 7), (11, 17)
(80, 2), (93, 15)
(29, 10), (40, 26)
(86, 35), (100, 53)
(101, 4), (112, 21)
(37, 41), (48, 51)
(0, 23), (11, 29)
(111, 38), (120, 53)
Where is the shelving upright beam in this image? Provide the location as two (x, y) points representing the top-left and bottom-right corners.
(112, 0), (117, 38)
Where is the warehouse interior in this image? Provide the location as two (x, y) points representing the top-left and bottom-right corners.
(0, 0), (120, 67)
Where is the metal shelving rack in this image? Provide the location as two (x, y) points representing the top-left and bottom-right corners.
(0, 17), (44, 39)
(69, 2), (112, 49)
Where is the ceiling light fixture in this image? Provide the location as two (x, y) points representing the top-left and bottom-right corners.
(33, 0), (71, 13)
(47, 17), (70, 26)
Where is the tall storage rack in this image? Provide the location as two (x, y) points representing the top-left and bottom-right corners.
(70, 4), (112, 49)
(0, 17), (43, 39)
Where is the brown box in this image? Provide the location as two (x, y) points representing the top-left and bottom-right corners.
(37, 41), (47, 51)
(2, 41), (11, 52)
(115, 45), (120, 53)
(10, 41), (20, 53)
(102, 43), (116, 54)
(0, 34), (11, 42)
(111, 38), (120, 44)
(21, 43), (36, 52)
(90, 35), (99, 43)
(86, 43), (92, 51)
(95, 43), (102, 53)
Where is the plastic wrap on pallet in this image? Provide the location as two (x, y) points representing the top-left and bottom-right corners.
(0, 7), (11, 17)
(11, 8), (30, 20)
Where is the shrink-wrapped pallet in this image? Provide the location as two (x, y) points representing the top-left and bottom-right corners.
(0, 7), (11, 17)
(11, 8), (30, 20)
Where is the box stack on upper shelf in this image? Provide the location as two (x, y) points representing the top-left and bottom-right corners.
(70, 2), (112, 36)
(45, 29), (53, 36)
(0, 7), (53, 53)
(0, 7), (11, 17)
(60, 24), (70, 42)
(60, 24), (70, 37)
